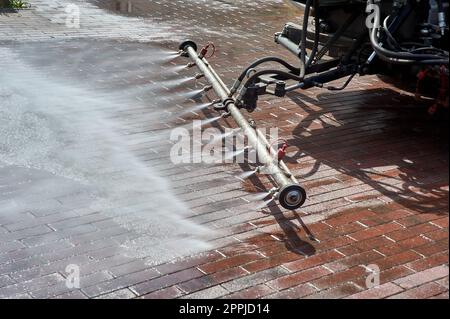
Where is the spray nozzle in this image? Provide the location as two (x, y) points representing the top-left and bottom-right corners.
(220, 111), (231, 119)
(203, 85), (213, 92)
(268, 187), (279, 198)
(195, 73), (205, 80)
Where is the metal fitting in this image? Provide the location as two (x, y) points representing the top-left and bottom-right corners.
(229, 80), (241, 96)
(220, 111), (232, 118)
(268, 187), (279, 197)
(194, 73), (205, 80)
(248, 119), (257, 129)
(203, 85), (213, 92)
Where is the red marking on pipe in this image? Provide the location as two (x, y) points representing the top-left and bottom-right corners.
(199, 42), (216, 59)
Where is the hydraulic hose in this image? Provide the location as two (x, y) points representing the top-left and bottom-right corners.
(236, 57), (301, 81)
(367, 0), (449, 64)
(243, 69), (306, 89)
(306, 0), (320, 68)
(300, 0), (313, 66)
(383, 15), (403, 50)
(229, 57), (305, 96)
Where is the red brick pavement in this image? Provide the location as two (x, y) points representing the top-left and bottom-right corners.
(0, 0), (448, 299)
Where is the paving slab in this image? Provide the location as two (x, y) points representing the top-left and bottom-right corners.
(0, 0), (447, 299)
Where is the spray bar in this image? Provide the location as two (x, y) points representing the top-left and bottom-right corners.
(179, 40), (306, 210)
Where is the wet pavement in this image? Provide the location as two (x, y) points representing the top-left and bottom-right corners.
(0, 0), (448, 299)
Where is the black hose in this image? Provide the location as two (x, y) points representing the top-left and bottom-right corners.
(318, 9), (361, 64)
(371, 28), (448, 62)
(373, 52), (448, 65)
(383, 15), (403, 51)
(306, 0), (320, 68)
(327, 73), (356, 91)
(236, 57), (301, 82)
(243, 69), (306, 89)
(300, 0), (313, 66)
(367, 0), (448, 64)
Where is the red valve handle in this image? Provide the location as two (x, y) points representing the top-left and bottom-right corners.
(268, 139), (289, 161)
(277, 142), (288, 161)
(199, 42), (216, 59)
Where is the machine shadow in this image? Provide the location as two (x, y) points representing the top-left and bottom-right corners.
(191, 85), (448, 257)
(284, 87), (449, 216)
(243, 164), (317, 257)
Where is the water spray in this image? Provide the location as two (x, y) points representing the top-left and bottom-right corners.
(178, 40), (307, 210)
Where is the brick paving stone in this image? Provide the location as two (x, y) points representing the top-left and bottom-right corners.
(96, 288), (137, 299)
(414, 239), (449, 257)
(325, 250), (384, 272)
(178, 266), (248, 294)
(388, 282), (448, 299)
(350, 222), (404, 241)
(243, 252), (301, 273)
(304, 282), (363, 299)
(393, 265), (449, 289)
(379, 266), (416, 285)
(375, 251), (423, 270)
(429, 291), (449, 299)
(54, 290), (89, 299)
(264, 284), (318, 299)
(131, 268), (204, 296)
(198, 252), (262, 274)
(81, 268), (160, 298)
(266, 266), (332, 291)
(345, 283), (404, 299)
(0, 0), (448, 300)
(155, 251), (223, 275)
(311, 266), (367, 290)
(0, 275), (16, 289)
(284, 250), (344, 272)
(436, 277), (449, 289)
(140, 286), (184, 299)
(0, 273), (65, 298)
(181, 285), (229, 299)
(222, 284), (275, 299)
(221, 267), (289, 293)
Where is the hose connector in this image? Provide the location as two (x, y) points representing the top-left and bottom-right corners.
(268, 187), (279, 197)
(229, 80), (242, 97)
(187, 62), (196, 68)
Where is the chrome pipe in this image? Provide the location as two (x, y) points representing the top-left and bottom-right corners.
(180, 42), (306, 210)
